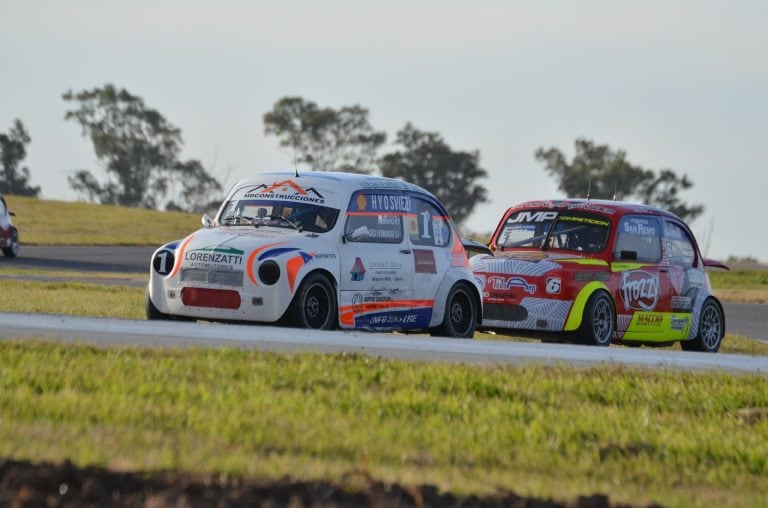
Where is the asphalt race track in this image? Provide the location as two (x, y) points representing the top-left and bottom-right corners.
(2, 246), (767, 365)
(10, 245), (154, 273)
(1, 312), (767, 374)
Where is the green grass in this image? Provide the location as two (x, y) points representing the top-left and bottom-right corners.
(5, 194), (202, 245)
(0, 279), (144, 319)
(708, 269), (768, 290)
(0, 341), (766, 507)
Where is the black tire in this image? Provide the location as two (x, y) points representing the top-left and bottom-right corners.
(681, 299), (723, 353)
(578, 291), (615, 346)
(2, 229), (19, 258)
(288, 273), (337, 330)
(430, 283), (477, 339)
(145, 287), (173, 320)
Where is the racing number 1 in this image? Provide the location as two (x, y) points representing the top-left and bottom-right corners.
(419, 210), (431, 240)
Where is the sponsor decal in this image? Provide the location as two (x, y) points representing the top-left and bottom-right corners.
(546, 277), (562, 294)
(686, 269), (706, 288)
(488, 275), (537, 295)
(567, 202), (617, 215)
(507, 211), (558, 223)
(244, 179), (325, 204)
(413, 249), (437, 274)
(671, 316), (690, 331)
(636, 314), (663, 326)
(352, 293), (364, 313)
(557, 216), (610, 227)
(671, 295), (693, 312)
(622, 218), (658, 237)
(356, 194), (367, 211)
(368, 194), (412, 213)
(378, 215), (400, 225)
(350, 257), (366, 281)
(312, 252), (337, 260)
(517, 201), (617, 215)
(184, 245), (244, 268)
(367, 313), (419, 326)
(621, 270), (660, 311)
(664, 222), (685, 240)
(574, 271), (610, 282)
(370, 260), (403, 270)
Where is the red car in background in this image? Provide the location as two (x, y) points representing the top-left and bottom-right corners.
(0, 195), (19, 258)
(469, 199), (728, 352)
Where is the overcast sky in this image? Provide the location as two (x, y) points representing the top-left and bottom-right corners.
(1, 0), (766, 261)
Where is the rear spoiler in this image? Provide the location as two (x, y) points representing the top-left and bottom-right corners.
(461, 238), (492, 257)
(703, 258), (729, 271)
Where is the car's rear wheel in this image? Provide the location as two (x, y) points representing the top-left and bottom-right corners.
(578, 291), (615, 346)
(145, 287), (173, 320)
(430, 283), (477, 338)
(681, 299), (723, 353)
(289, 273), (336, 330)
(2, 229), (19, 258)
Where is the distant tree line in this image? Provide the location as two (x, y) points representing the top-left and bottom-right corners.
(1, 88), (703, 224)
(0, 119), (40, 197)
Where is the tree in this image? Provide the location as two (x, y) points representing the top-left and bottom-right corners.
(0, 119), (40, 197)
(63, 84), (221, 211)
(380, 123), (488, 226)
(535, 138), (703, 221)
(263, 96), (386, 174)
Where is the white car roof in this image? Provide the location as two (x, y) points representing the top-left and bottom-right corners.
(228, 171), (438, 202)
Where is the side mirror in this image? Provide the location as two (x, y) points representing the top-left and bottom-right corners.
(618, 250), (638, 261)
(461, 238), (492, 257)
(202, 214), (213, 228)
(8, 210), (15, 217)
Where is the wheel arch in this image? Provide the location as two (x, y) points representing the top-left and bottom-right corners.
(563, 281), (612, 332)
(430, 270), (483, 327)
(296, 267), (338, 293)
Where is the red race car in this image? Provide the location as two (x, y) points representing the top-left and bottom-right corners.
(0, 195), (19, 258)
(470, 199), (728, 352)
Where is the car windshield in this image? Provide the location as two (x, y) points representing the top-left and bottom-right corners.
(218, 199), (340, 233)
(496, 210), (610, 253)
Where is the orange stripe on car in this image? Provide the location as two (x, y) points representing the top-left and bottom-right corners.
(246, 242), (286, 285)
(170, 234), (195, 277)
(286, 255), (305, 292)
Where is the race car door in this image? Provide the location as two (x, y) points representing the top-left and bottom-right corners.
(611, 215), (678, 339)
(338, 190), (415, 329)
(407, 196), (455, 328)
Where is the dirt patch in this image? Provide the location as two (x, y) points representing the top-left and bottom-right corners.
(0, 458), (660, 507)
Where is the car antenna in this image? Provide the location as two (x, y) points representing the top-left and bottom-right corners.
(293, 153), (299, 178)
(612, 181), (618, 201)
(586, 177), (591, 200)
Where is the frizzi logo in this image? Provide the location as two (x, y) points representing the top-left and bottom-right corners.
(488, 275), (537, 294)
(244, 180), (325, 204)
(184, 246), (244, 265)
(507, 210), (558, 223)
(620, 270), (660, 311)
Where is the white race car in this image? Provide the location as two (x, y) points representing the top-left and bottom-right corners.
(146, 171), (482, 338)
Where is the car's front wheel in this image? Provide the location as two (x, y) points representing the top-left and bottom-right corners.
(288, 273), (337, 330)
(578, 291), (615, 346)
(2, 229), (19, 258)
(430, 283), (477, 338)
(681, 299), (723, 353)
